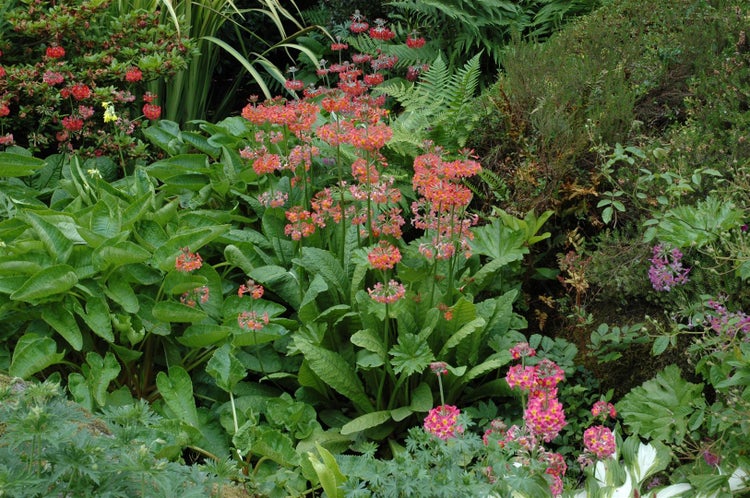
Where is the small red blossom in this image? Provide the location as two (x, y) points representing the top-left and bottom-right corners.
(0, 65), (5, 78)
(0, 103), (9, 117)
(62, 116), (84, 132)
(367, 241), (402, 270)
(46, 45), (66, 58)
(363, 73), (384, 86)
(238, 310), (270, 331)
(180, 286), (209, 307)
(125, 67), (143, 82)
(367, 279), (406, 304)
(510, 342), (537, 359)
(284, 79), (305, 91)
(70, 84), (91, 101)
(405, 35), (426, 49)
(369, 19), (395, 41)
(175, 247), (203, 272)
(331, 41), (349, 51)
(429, 362), (449, 376)
(142, 103), (161, 120)
(238, 279), (264, 299)
(591, 401), (617, 420)
(43, 71), (65, 85)
(143, 92), (158, 103)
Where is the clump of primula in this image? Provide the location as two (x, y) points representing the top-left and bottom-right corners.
(648, 244), (691, 291)
(578, 400), (618, 467)
(0, 0), (190, 169)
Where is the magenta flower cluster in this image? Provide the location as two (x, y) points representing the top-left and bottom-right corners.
(706, 298), (750, 340)
(648, 244), (691, 291)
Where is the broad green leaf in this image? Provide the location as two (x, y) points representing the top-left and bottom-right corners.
(94, 241), (151, 268)
(439, 317), (486, 357)
(179, 323), (232, 347)
(298, 273), (328, 323)
(249, 265), (301, 310)
(9, 333), (65, 378)
(233, 424), (299, 466)
(10, 264), (78, 303)
(104, 278), (139, 313)
(42, 301), (82, 351)
(294, 338), (373, 413)
(390, 406), (413, 422)
(163, 271), (209, 295)
(206, 344), (246, 393)
(294, 247), (347, 297)
(83, 351), (121, 407)
(0, 152), (46, 177)
(21, 210), (73, 262)
(351, 329), (386, 357)
(156, 366), (200, 427)
(152, 300), (208, 323)
(73, 293), (114, 343)
(410, 382), (433, 411)
(340, 410), (392, 435)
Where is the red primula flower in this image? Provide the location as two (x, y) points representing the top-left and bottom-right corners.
(125, 67), (143, 82)
(406, 35), (426, 49)
(0, 65), (5, 78)
(46, 46), (65, 58)
(62, 116), (84, 132)
(70, 84), (91, 101)
(0, 103), (9, 117)
(142, 103), (161, 120)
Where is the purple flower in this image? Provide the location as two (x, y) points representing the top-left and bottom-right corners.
(648, 244), (690, 291)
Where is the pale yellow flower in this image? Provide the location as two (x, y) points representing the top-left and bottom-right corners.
(102, 101), (119, 123)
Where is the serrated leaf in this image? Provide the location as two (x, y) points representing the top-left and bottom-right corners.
(390, 334), (435, 376)
(617, 365), (704, 445)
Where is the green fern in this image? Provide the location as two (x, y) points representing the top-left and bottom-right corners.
(376, 53), (484, 154)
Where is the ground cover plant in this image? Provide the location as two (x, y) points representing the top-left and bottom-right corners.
(0, 0), (749, 496)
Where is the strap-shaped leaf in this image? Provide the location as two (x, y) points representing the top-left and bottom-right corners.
(0, 151), (46, 177)
(295, 338), (373, 413)
(10, 264), (78, 303)
(104, 277), (139, 313)
(340, 410), (392, 435)
(9, 333), (65, 379)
